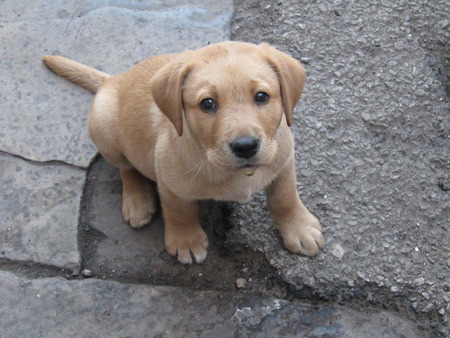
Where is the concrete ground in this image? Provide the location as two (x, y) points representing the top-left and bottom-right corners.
(0, 0), (448, 336)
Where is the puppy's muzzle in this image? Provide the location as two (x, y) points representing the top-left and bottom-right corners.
(230, 136), (260, 159)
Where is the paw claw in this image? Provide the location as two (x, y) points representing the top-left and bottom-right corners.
(165, 226), (208, 264)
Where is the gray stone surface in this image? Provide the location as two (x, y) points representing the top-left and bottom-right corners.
(82, 158), (167, 276)
(0, 0), (233, 167)
(0, 271), (427, 337)
(231, 0), (449, 330)
(0, 155), (83, 268)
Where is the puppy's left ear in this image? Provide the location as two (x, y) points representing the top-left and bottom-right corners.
(150, 54), (192, 136)
(259, 43), (306, 127)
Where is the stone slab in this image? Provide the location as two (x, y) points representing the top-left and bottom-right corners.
(230, 0), (450, 328)
(0, 271), (427, 337)
(0, 0), (233, 167)
(0, 155), (84, 268)
(0, 0), (234, 21)
(81, 158), (167, 276)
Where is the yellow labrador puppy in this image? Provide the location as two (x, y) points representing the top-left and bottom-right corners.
(43, 41), (324, 264)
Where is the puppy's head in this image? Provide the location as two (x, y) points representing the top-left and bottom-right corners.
(151, 42), (306, 172)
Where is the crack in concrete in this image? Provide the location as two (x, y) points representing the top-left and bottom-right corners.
(0, 149), (90, 171)
(0, 257), (71, 280)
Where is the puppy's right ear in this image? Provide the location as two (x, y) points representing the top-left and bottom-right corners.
(150, 56), (192, 136)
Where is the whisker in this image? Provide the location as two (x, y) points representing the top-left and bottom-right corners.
(189, 155), (209, 182)
(180, 154), (208, 177)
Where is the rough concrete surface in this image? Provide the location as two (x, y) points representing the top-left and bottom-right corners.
(0, 0), (448, 336)
(231, 0), (449, 334)
(0, 271), (426, 337)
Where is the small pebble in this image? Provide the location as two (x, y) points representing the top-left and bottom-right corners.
(300, 56), (311, 64)
(414, 277), (425, 286)
(390, 285), (399, 293)
(81, 269), (93, 278)
(421, 303), (435, 313)
(236, 278), (247, 289)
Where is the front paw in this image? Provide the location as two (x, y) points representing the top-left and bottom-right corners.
(279, 214), (324, 256)
(165, 224), (209, 264)
(122, 190), (156, 228)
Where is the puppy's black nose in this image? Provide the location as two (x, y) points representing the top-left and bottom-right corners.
(230, 136), (260, 159)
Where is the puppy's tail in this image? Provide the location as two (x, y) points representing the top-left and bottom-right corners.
(42, 55), (110, 93)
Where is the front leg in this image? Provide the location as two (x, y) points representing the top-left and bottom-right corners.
(159, 182), (209, 264)
(266, 158), (324, 256)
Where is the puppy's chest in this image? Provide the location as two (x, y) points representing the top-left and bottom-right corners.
(213, 181), (258, 203)
(180, 171), (274, 203)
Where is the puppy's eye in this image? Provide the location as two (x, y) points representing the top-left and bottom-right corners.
(255, 92), (269, 104)
(200, 98), (216, 112)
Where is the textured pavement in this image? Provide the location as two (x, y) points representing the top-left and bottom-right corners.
(231, 0), (449, 335)
(0, 0), (448, 336)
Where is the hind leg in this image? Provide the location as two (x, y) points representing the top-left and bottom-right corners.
(89, 86), (156, 227)
(89, 86), (129, 168)
(120, 168), (157, 228)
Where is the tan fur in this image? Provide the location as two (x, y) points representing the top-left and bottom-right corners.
(42, 56), (110, 93)
(43, 41), (324, 264)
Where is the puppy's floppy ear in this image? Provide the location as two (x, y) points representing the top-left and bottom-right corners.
(259, 43), (306, 127)
(150, 55), (192, 136)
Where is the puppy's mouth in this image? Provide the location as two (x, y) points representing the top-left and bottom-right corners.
(238, 164), (258, 176)
(239, 163), (257, 169)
